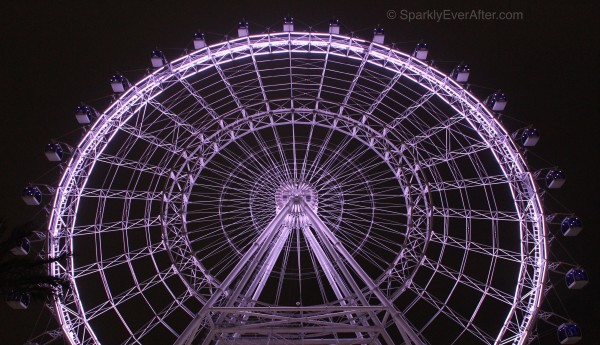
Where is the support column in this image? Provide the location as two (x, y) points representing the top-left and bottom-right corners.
(174, 201), (294, 345)
(302, 200), (423, 345)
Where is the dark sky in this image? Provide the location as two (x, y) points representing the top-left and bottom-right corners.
(1, 1), (598, 344)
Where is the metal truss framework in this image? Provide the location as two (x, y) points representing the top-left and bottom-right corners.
(46, 32), (547, 344)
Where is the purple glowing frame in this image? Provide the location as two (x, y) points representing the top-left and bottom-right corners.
(47, 31), (547, 345)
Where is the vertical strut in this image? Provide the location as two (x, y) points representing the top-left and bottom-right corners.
(301, 200), (424, 345)
(302, 226), (394, 344)
(174, 201), (294, 345)
(177, 194), (422, 344)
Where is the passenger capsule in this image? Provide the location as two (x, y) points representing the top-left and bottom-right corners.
(414, 42), (428, 60)
(486, 92), (508, 112)
(6, 291), (31, 310)
(373, 26), (385, 44)
(110, 74), (130, 93)
(546, 170), (566, 189)
(521, 128), (540, 147)
(565, 268), (588, 289)
(75, 105), (98, 125)
(150, 50), (167, 68)
(22, 186), (42, 206)
(557, 322), (582, 344)
(329, 19), (340, 34)
(283, 16), (294, 32)
(452, 64), (471, 83)
(561, 217), (583, 237)
(45, 143), (63, 162)
(10, 237), (30, 256)
(238, 20), (249, 38)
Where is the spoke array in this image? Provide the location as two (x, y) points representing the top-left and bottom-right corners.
(47, 32), (546, 345)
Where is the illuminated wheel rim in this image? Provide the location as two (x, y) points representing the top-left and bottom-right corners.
(48, 32), (547, 344)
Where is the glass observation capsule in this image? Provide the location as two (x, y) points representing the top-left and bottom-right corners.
(237, 20), (249, 37)
(521, 128), (540, 147)
(452, 64), (471, 83)
(75, 105), (98, 125)
(110, 74), (130, 93)
(486, 92), (508, 112)
(6, 291), (31, 310)
(45, 143), (64, 161)
(150, 50), (167, 68)
(565, 268), (589, 289)
(557, 322), (582, 344)
(10, 237), (30, 256)
(373, 26), (385, 44)
(561, 217), (583, 236)
(283, 16), (294, 32)
(414, 42), (429, 60)
(22, 186), (42, 206)
(328, 19), (340, 34)
(546, 169), (566, 189)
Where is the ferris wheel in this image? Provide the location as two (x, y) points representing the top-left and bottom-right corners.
(19, 17), (588, 345)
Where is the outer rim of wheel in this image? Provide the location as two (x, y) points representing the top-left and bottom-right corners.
(47, 31), (547, 345)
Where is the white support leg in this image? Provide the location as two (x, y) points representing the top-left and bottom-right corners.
(174, 201), (294, 345)
(302, 200), (423, 345)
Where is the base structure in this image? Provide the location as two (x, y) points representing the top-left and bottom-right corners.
(175, 193), (422, 345)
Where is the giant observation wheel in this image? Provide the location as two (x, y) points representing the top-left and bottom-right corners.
(47, 26), (548, 345)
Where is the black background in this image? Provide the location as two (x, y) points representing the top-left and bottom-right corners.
(1, 1), (598, 344)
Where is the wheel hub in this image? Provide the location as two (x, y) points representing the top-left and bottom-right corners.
(275, 180), (318, 228)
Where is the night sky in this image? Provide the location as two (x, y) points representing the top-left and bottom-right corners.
(1, 1), (598, 344)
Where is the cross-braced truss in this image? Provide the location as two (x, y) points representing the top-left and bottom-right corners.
(47, 32), (547, 345)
